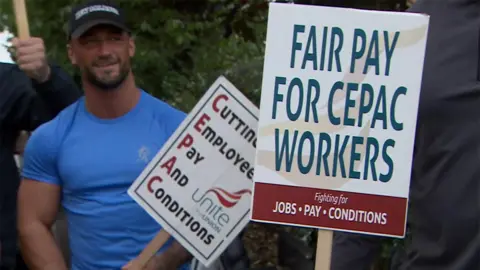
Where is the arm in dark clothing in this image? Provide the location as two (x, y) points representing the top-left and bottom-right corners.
(32, 63), (82, 120)
(330, 232), (383, 270)
(0, 62), (81, 131)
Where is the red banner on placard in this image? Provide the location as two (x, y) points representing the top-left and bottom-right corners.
(251, 182), (408, 237)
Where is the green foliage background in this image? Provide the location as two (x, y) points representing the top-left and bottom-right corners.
(0, 0), (412, 269)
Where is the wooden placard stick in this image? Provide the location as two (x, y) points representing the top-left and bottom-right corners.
(126, 229), (170, 269)
(13, 0), (30, 39)
(315, 230), (333, 270)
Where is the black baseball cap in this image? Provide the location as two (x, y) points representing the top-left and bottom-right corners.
(68, 0), (130, 39)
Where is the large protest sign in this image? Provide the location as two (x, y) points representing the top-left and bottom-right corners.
(128, 76), (258, 267)
(251, 3), (429, 239)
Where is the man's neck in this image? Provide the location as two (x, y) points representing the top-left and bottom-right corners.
(83, 74), (141, 119)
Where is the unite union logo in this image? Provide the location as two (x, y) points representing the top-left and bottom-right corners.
(204, 187), (252, 208)
(192, 186), (251, 233)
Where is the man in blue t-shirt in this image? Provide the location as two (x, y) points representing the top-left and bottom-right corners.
(17, 1), (192, 269)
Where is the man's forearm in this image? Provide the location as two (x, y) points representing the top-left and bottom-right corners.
(156, 240), (192, 269)
(23, 63), (81, 130)
(19, 222), (68, 270)
(33, 63), (81, 116)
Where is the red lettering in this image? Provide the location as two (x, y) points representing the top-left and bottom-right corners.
(147, 176), (162, 193)
(160, 156), (177, 174)
(178, 134), (194, 150)
(212, 94), (229, 113)
(194, 114), (211, 133)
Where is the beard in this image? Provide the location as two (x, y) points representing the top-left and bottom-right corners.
(84, 55), (130, 91)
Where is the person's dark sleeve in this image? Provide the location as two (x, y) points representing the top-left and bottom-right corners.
(0, 62), (81, 131)
(31, 63), (82, 122)
(330, 232), (383, 270)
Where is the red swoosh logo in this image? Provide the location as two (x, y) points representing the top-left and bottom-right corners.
(206, 187), (252, 208)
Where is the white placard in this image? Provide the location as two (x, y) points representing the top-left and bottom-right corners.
(251, 3), (429, 238)
(129, 76), (258, 266)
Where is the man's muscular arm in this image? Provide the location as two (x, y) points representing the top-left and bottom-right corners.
(17, 180), (68, 270)
(18, 120), (67, 270)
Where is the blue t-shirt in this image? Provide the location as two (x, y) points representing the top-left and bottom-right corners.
(22, 90), (190, 270)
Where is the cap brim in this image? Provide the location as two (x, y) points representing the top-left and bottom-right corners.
(70, 19), (130, 39)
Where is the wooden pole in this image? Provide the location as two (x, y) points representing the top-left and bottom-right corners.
(314, 230), (333, 270)
(13, 0), (30, 38)
(128, 229), (170, 269)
